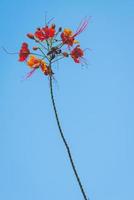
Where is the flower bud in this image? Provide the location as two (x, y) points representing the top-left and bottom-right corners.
(63, 52), (69, 57)
(58, 27), (62, 32)
(27, 33), (35, 39)
(51, 24), (56, 29)
(32, 46), (38, 51)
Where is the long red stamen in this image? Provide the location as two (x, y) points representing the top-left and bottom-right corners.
(74, 21), (88, 36)
(24, 68), (37, 80)
(73, 17), (91, 37)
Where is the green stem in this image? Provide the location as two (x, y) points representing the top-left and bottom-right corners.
(49, 75), (88, 200)
(38, 48), (49, 62)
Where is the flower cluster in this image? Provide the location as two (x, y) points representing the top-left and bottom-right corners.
(18, 18), (89, 78)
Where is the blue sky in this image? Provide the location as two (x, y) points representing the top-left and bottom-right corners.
(0, 0), (134, 200)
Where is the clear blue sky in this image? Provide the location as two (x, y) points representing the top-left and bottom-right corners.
(0, 0), (134, 200)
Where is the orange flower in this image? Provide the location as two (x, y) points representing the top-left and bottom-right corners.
(40, 63), (53, 76)
(27, 55), (41, 68)
(63, 29), (73, 37)
(27, 55), (53, 76)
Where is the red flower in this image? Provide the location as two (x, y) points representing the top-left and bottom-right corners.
(71, 45), (84, 63)
(34, 28), (45, 41)
(35, 26), (55, 41)
(42, 26), (55, 39)
(61, 34), (74, 46)
(19, 43), (30, 62)
(61, 29), (74, 46)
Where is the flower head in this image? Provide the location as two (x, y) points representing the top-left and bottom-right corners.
(19, 43), (30, 62)
(63, 29), (73, 37)
(27, 55), (53, 76)
(61, 29), (74, 46)
(18, 18), (89, 79)
(41, 64), (53, 76)
(43, 25), (55, 38)
(71, 45), (84, 63)
(27, 55), (41, 68)
(35, 25), (55, 41)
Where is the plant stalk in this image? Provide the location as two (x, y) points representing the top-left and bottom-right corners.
(49, 75), (88, 200)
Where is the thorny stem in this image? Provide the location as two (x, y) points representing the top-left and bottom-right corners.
(49, 72), (88, 200)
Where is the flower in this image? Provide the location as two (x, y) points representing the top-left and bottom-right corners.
(19, 43), (30, 62)
(61, 19), (89, 46)
(27, 55), (41, 68)
(42, 26), (55, 38)
(35, 25), (55, 41)
(27, 55), (53, 76)
(34, 28), (46, 41)
(71, 45), (84, 63)
(18, 18), (89, 79)
(41, 64), (53, 76)
(61, 28), (74, 46)
(63, 29), (73, 36)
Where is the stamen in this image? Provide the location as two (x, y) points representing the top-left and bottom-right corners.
(24, 68), (37, 80)
(73, 17), (91, 37)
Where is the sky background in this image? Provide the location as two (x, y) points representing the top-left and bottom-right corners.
(0, 0), (134, 200)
